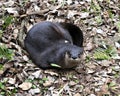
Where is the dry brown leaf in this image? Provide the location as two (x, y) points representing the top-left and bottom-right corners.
(19, 82), (32, 90)
(43, 81), (52, 87)
(0, 70), (4, 75)
(44, 70), (58, 76)
(8, 78), (16, 84)
(29, 88), (40, 95)
(32, 70), (41, 78)
(69, 81), (77, 86)
(23, 55), (29, 61)
(74, 93), (81, 96)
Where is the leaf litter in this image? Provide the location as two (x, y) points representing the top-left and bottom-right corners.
(0, 0), (120, 96)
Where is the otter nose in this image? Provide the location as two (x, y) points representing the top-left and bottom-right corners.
(72, 56), (77, 59)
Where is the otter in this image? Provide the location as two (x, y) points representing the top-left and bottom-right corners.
(24, 21), (83, 69)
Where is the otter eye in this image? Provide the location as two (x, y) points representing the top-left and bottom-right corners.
(78, 54), (81, 58)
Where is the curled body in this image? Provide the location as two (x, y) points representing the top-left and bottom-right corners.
(24, 21), (83, 69)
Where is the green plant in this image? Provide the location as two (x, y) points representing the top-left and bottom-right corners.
(3, 88), (18, 96)
(108, 9), (114, 19)
(108, 81), (117, 90)
(42, 77), (48, 81)
(106, 0), (110, 3)
(25, 79), (33, 83)
(39, 77), (48, 84)
(25, 79), (38, 89)
(105, 46), (117, 56)
(32, 84), (37, 89)
(0, 79), (11, 96)
(0, 30), (3, 39)
(75, 79), (79, 83)
(0, 64), (3, 70)
(91, 0), (101, 12)
(0, 82), (5, 90)
(0, 82), (5, 96)
(85, 56), (91, 62)
(95, 15), (103, 25)
(66, 74), (73, 79)
(93, 46), (117, 60)
(50, 63), (61, 68)
(7, 88), (17, 96)
(2, 16), (13, 30)
(0, 44), (14, 60)
(51, 0), (56, 3)
(0, 91), (5, 95)
(116, 21), (120, 32)
(11, 88), (17, 94)
(93, 49), (110, 60)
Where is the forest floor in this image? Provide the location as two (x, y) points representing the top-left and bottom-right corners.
(0, 0), (120, 96)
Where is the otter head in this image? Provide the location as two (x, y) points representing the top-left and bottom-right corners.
(63, 47), (84, 69)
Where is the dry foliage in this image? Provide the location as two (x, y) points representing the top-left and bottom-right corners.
(0, 0), (120, 96)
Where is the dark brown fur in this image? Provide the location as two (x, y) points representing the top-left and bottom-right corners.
(24, 21), (83, 69)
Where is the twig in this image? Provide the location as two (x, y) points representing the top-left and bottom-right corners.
(57, 83), (68, 96)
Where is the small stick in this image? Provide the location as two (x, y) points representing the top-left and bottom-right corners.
(57, 83), (68, 96)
